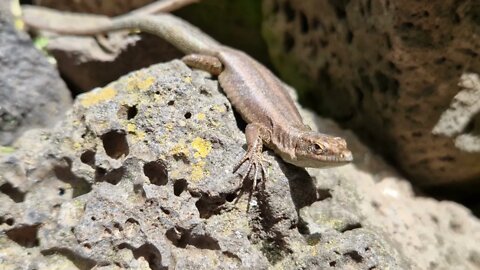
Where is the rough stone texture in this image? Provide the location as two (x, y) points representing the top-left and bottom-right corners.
(262, 0), (480, 188)
(433, 73), (480, 153)
(0, 61), (479, 269)
(0, 16), (72, 145)
(44, 33), (183, 92)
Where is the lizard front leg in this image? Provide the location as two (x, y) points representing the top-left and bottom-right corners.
(183, 54), (268, 188)
(233, 123), (269, 190)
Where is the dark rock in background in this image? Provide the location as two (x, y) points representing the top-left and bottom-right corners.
(44, 33), (183, 93)
(262, 0), (480, 189)
(0, 4), (72, 145)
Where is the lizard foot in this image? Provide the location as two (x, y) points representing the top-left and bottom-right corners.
(233, 150), (268, 191)
(232, 123), (270, 191)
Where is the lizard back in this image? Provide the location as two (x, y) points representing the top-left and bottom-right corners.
(216, 47), (305, 131)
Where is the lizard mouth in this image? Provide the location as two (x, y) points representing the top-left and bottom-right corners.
(285, 154), (353, 168)
(278, 150), (353, 168)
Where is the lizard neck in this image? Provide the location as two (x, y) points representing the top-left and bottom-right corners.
(269, 124), (306, 161)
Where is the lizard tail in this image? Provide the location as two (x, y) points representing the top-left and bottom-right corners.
(22, 5), (219, 55)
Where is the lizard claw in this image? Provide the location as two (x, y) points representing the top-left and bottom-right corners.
(233, 150), (267, 190)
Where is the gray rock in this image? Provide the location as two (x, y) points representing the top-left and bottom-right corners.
(262, 0), (480, 188)
(45, 33), (183, 92)
(0, 61), (478, 269)
(0, 17), (72, 145)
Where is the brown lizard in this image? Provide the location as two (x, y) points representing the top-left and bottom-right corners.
(22, 5), (353, 187)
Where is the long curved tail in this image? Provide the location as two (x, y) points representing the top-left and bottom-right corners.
(22, 5), (220, 55)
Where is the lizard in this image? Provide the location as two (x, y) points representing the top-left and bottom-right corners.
(22, 4), (353, 188)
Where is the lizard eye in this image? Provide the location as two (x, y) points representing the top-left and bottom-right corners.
(313, 143), (324, 153)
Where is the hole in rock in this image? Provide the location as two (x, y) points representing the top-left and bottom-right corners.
(344, 250), (364, 263)
(0, 182), (25, 203)
(101, 130), (129, 159)
(126, 218), (140, 226)
(283, 1), (295, 22)
(225, 193), (237, 202)
(173, 179), (188, 196)
(300, 12), (309, 33)
(117, 105), (138, 120)
(463, 114), (479, 134)
(80, 150), (96, 167)
(143, 160), (168, 186)
(339, 223), (362, 233)
(0, 217), (15, 226)
(95, 167), (125, 185)
(113, 222), (123, 231)
(195, 195), (225, 219)
(6, 224), (40, 248)
(283, 32), (295, 52)
(160, 207), (170, 215)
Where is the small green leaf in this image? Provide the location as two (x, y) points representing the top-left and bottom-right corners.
(0, 146), (16, 154)
(33, 36), (49, 50)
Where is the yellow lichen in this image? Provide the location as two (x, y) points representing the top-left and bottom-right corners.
(191, 137), (212, 158)
(138, 76), (155, 89)
(126, 123), (146, 141)
(155, 134), (168, 145)
(183, 76), (192, 84)
(137, 131), (146, 140)
(212, 104), (226, 113)
(153, 94), (163, 103)
(191, 160), (209, 181)
(12, 0), (24, 30)
(126, 123), (137, 133)
(80, 87), (117, 107)
(126, 75), (155, 92)
(72, 142), (82, 150)
(164, 122), (174, 132)
(196, 112), (206, 121)
(170, 140), (189, 157)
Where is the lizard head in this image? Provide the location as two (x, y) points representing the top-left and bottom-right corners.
(287, 132), (353, 167)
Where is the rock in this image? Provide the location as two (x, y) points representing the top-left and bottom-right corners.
(262, 0), (480, 188)
(0, 17), (72, 145)
(45, 33), (183, 92)
(433, 73), (480, 153)
(0, 60), (478, 269)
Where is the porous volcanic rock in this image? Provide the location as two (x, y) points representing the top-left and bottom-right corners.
(0, 61), (479, 269)
(262, 0), (480, 188)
